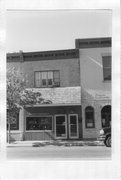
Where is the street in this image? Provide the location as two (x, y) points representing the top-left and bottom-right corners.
(7, 146), (111, 160)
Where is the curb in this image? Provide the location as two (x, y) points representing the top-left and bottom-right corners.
(7, 141), (104, 147)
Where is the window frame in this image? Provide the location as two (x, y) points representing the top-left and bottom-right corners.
(25, 115), (53, 132)
(41, 71), (48, 87)
(102, 55), (111, 81)
(85, 106), (95, 128)
(54, 114), (67, 139)
(34, 70), (60, 88)
(47, 71), (54, 87)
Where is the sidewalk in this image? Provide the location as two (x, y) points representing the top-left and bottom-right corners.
(7, 140), (104, 147)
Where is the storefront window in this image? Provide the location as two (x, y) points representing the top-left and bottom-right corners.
(85, 106), (95, 128)
(26, 116), (53, 131)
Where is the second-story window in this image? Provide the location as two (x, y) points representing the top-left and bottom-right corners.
(102, 56), (111, 81)
(42, 72), (47, 87)
(48, 71), (53, 86)
(35, 70), (60, 88)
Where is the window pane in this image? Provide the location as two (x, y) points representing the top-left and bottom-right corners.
(56, 116), (66, 137)
(102, 56), (111, 67)
(42, 72), (47, 86)
(39, 117), (52, 130)
(85, 107), (95, 128)
(101, 106), (111, 128)
(26, 117), (52, 130)
(35, 71), (60, 87)
(54, 71), (59, 79)
(53, 71), (60, 87)
(48, 71), (53, 86)
(70, 116), (76, 124)
(102, 56), (111, 81)
(70, 115), (78, 137)
(42, 72), (47, 78)
(26, 117), (39, 130)
(86, 112), (93, 119)
(35, 72), (41, 87)
(104, 68), (111, 80)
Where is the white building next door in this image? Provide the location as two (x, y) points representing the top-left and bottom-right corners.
(69, 114), (79, 139)
(55, 115), (67, 139)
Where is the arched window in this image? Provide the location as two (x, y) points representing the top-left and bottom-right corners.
(101, 105), (111, 128)
(85, 106), (95, 128)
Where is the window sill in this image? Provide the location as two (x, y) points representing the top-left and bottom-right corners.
(102, 80), (111, 83)
(34, 86), (60, 88)
(85, 127), (95, 129)
(25, 130), (53, 132)
(7, 130), (21, 133)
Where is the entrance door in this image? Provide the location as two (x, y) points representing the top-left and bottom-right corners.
(101, 105), (111, 128)
(55, 115), (67, 139)
(69, 114), (79, 139)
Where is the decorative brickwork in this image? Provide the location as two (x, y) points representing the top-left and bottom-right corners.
(7, 49), (79, 62)
(76, 37), (111, 49)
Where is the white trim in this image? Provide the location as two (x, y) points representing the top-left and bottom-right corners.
(25, 115), (53, 132)
(54, 114), (67, 139)
(68, 114), (79, 139)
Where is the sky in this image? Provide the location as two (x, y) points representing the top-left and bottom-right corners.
(7, 10), (112, 53)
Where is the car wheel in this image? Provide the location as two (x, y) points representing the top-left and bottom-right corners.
(105, 136), (111, 147)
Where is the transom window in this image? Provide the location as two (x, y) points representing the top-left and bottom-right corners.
(85, 106), (95, 128)
(102, 56), (111, 81)
(26, 116), (53, 131)
(35, 70), (60, 88)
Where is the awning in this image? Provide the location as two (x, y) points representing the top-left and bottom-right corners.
(82, 88), (111, 101)
(27, 86), (81, 106)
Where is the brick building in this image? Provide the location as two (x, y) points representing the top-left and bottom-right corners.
(76, 37), (111, 139)
(7, 37), (111, 141)
(7, 49), (82, 141)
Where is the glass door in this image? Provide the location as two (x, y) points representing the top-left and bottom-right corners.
(55, 115), (67, 139)
(69, 114), (79, 139)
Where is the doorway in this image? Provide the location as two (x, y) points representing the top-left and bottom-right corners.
(69, 114), (79, 139)
(101, 105), (111, 128)
(55, 115), (67, 139)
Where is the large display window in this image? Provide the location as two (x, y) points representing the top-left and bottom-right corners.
(26, 116), (53, 131)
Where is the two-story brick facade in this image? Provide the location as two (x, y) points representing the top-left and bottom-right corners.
(7, 49), (82, 141)
(7, 37), (111, 141)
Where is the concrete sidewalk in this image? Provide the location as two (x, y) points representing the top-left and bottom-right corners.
(7, 140), (104, 147)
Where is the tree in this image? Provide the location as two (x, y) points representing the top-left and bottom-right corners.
(7, 67), (51, 143)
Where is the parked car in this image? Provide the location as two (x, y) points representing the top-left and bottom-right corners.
(98, 127), (111, 147)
